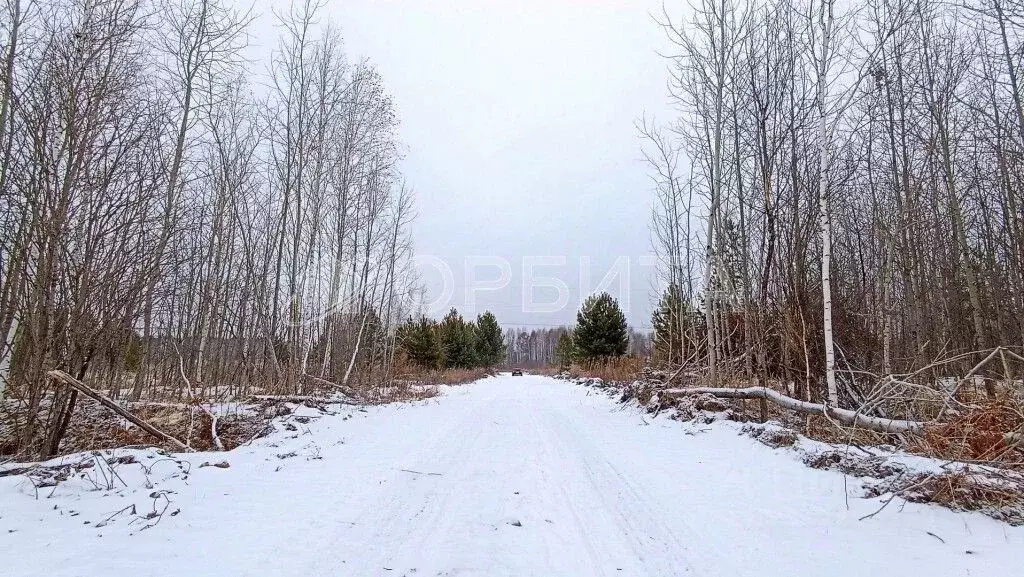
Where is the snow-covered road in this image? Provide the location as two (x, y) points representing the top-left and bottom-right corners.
(3, 375), (1021, 576)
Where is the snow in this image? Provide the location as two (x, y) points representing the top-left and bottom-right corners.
(2, 375), (1021, 576)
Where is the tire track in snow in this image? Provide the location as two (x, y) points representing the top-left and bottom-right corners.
(522, 404), (617, 576)
(304, 389), (495, 576)
(535, 404), (701, 576)
(306, 378), (752, 575)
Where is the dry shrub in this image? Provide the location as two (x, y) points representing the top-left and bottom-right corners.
(55, 401), (266, 456)
(620, 381), (657, 406)
(368, 382), (440, 404)
(796, 414), (891, 446)
(394, 367), (491, 387)
(804, 443), (1024, 525)
(571, 356), (645, 383)
(917, 401), (1024, 462)
(2, 364), (478, 459)
(368, 367), (498, 402)
(433, 368), (492, 385)
(804, 450), (907, 479)
(743, 424), (798, 448)
(634, 384), (654, 406)
(895, 471), (1024, 525)
(906, 472), (1015, 506)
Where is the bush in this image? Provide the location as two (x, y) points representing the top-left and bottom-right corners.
(571, 356), (645, 382)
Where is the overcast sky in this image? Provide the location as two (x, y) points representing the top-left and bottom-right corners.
(249, 0), (678, 328)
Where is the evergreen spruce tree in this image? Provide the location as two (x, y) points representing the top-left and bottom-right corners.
(474, 311), (506, 367)
(439, 308), (478, 369)
(396, 316), (442, 369)
(572, 292), (629, 362)
(554, 332), (575, 367)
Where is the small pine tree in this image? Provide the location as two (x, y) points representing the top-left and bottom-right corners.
(439, 308), (478, 369)
(474, 311), (506, 367)
(396, 316), (442, 369)
(572, 292), (628, 362)
(554, 332), (575, 367)
(651, 283), (695, 366)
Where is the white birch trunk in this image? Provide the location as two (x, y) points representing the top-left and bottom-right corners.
(817, 0), (839, 407)
(0, 315), (17, 399)
(342, 312), (370, 387)
(704, 0), (728, 386)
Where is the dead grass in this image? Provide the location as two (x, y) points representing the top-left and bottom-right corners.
(367, 383), (440, 404)
(803, 449), (1024, 525)
(568, 357), (646, 383)
(0, 370), (460, 459)
(363, 367), (495, 404)
(896, 471), (1024, 524)
(47, 401), (268, 455)
(742, 424), (798, 448)
(914, 401), (1024, 464)
(393, 367), (492, 387)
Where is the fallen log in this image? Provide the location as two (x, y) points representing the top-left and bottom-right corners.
(250, 394), (331, 403)
(249, 394), (359, 407)
(47, 370), (191, 451)
(302, 373), (358, 398)
(659, 386), (926, 434)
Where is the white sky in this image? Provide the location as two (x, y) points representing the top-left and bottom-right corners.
(247, 0), (677, 328)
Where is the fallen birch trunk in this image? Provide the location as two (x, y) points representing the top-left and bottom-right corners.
(659, 386), (926, 434)
(250, 394), (332, 403)
(47, 370), (191, 451)
(249, 394), (357, 406)
(302, 373), (358, 398)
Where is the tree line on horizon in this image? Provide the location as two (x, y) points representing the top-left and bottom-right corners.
(504, 321), (653, 369)
(398, 293), (654, 372)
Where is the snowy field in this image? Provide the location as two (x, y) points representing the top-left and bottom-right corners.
(2, 374), (1021, 576)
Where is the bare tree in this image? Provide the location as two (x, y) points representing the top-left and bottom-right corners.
(646, 0), (1021, 410)
(0, 0), (418, 457)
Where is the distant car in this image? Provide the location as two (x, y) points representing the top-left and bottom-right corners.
(511, 368), (524, 376)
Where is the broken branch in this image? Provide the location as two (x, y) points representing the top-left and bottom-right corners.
(46, 370), (191, 452)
